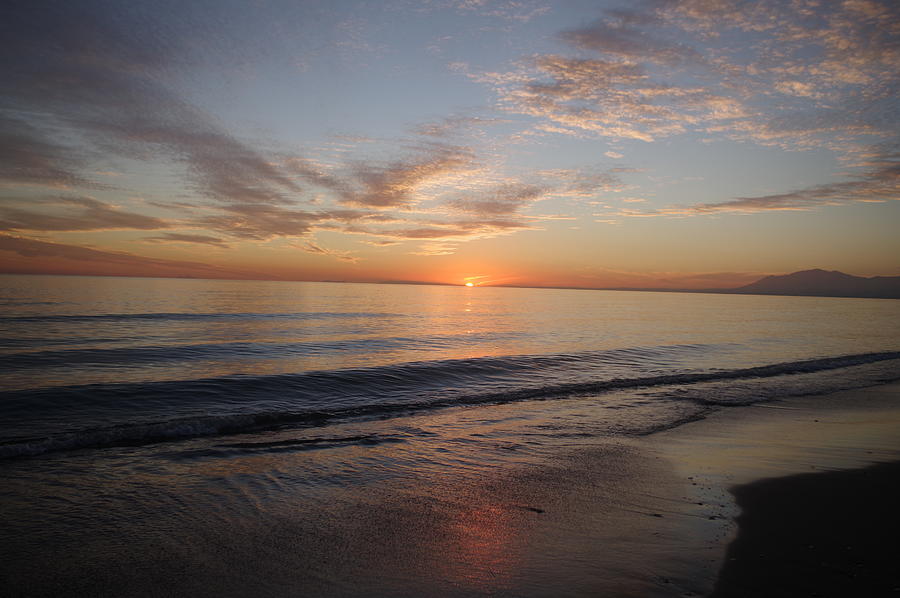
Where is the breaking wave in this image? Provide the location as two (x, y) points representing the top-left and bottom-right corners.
(2, 350), (897, 459)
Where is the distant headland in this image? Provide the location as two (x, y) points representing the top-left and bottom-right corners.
(595, 269), (900, 300)
(2, 269), (898, 299)
(726, 269), (900, 299)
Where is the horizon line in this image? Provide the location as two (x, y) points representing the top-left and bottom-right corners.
(2, 269), (898, 300)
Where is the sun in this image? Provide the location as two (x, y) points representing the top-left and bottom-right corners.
(465, 282), (475, 287)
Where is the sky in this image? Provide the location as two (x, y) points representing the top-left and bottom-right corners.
(1, 0), (898, 289)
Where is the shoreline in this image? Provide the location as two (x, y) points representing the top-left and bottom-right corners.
(2, 382), (899, 597)
(646, 381), (900, 596)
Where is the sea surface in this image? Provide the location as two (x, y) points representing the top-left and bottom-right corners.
(1, 274), (899, 596)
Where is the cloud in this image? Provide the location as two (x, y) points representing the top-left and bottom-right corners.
(532, 167), (627, 200)
(341, 145), (474, 208)
(0, 196), (169, 232)
(0, 4), (549, 257)
(616, 147), (900, 216)
(560, 16), (703, 66)
(409, 242), (459, 256)
(678, 0), (898, 150)
(370, 216), (532, 245)
(1, 1), (301, 204)
(276, 141), (600, 251)
(333, 167), (621, 251)
(6, 0), (895, 267)
(472, 0), (897, 158)
(0, 116), (93, 189)
(0, 234), (240, 278)
(121, 124), (303, 204)
(378, 226), (472, 240)
(291, 240), (358, 262)
(283, 157), (347, 196)
(677, 150), (900, 214)
(447, 183), (545, 216)
(283, 142), (478, 210)
(457, 0), (900, 234)
(145, 201), (206, 213)
(200, 204), (326, 240)
(144, 233), (229, 247)
(480, 54), (743, 141)
(323, 166), (625, 253)
(198, 202), (414, 242)
(453, 0), (550, 23)
(414, 115), (500, 139)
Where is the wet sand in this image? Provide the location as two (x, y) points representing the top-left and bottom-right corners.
(299, 380), (900, 597)
(649, 382), (900, 597)
(2, 383), (899, 597)
(710, 460), (900, 597)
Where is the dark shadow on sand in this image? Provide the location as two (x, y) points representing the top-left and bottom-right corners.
(711, 461), (900, 597)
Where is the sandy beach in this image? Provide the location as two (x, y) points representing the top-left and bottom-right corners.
(651, 382), (900, 597)
(711, 460), (900, 597)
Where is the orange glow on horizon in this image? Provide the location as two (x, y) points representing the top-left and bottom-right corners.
(462, 274), (496, 287)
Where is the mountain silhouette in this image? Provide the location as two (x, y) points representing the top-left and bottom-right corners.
(733, 269), (900, 299)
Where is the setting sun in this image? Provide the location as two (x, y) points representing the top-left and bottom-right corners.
(465, 282), (474, 287)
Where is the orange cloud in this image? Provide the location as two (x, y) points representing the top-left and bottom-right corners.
(0, 234), (243, 279)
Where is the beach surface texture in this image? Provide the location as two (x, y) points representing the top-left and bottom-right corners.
(655, 383), (900, 597)
(2, 384), (897, 597)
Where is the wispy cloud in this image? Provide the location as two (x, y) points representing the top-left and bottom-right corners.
(0, 2), (646, 260)
(0, 196), (169, 232)
(610, 146), (900, 217)
(476, 54), (743, 141)
(453, 0), (550, 23)
(414, 115), (501, 139)
(674, 148), (900, 214)
(0, 116), (94, 189)
(472, 0), (897, 155)
(539, 167), (627, 198)
(143, 233), (229, 247)
(2, 1), (301, 204)
(560, 14), (703, 66)
(289, 240), (359, 262)
(0, 234), (240, 278)
(447, 183), (545, 216)
(3, 0), (896, 277)
(200, 204), (327, 240)
(341, 145), (474, 208)
(374, 222), (510, 240)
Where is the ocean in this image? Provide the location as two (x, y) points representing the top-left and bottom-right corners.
(1, 274), (899, 596)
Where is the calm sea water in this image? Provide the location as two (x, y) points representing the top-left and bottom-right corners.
(1, 274), (899, 596)
(1, 274), (898, 457)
